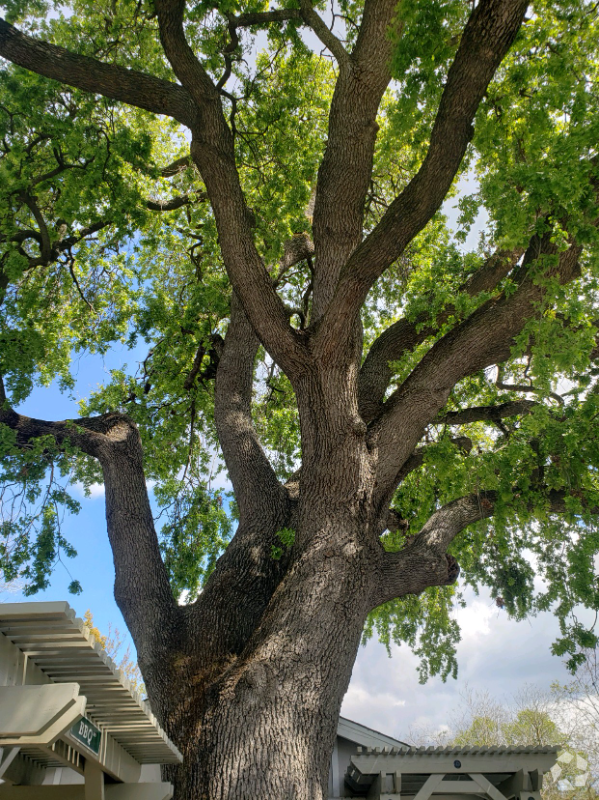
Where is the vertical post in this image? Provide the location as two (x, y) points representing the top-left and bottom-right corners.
(84, 758), (105, 800)
(393, 771), (402, 795)
(368, 772), (384, 798)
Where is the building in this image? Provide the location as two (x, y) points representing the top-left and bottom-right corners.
(0, 603), (559, 799)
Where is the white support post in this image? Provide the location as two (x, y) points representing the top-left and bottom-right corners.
(394, 771), (402, 794)
(84, 759), (105, 800)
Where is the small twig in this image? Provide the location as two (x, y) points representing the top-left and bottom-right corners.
(67, 258), (95, 312)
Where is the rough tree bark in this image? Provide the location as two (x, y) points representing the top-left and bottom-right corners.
(0, 1), (595, 798)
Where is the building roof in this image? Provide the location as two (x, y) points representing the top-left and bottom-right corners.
(337, 716), (409, 750)
(0, 601), (182, 766)
(345, 743), (560, 797)
(355, 744), (559, 756)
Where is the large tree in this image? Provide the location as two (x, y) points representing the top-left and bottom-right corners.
(1, 0), (599, 797)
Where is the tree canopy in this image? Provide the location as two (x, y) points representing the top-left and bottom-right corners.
(2, 0), (598, 671)
(1, 1), (599, 796)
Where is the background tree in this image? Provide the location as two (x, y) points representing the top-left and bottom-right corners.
(1, 0), (599, 798)
(412, 686), (598, 800)
(82, 610), (146, 695)
(554, 648), (599, 789)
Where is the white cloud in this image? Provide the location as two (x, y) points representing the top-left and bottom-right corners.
(72, 481), (105, 499)
(342, 583), (594, 741)
(454, 600), (494, 638)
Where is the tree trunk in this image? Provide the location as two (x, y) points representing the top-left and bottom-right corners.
(150, 498), (377, 800)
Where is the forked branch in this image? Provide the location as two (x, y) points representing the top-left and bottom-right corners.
(372, 232), (583, 510)
(359, 249), (523, 421)
(310, 0), (400, 320)
(319, 0), (529, 346)
(372, 488), (599, 607)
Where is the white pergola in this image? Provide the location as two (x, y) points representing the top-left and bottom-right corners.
(345, 744), (559, 800)
(0, 602), (183, 800)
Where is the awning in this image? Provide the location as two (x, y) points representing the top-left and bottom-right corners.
(346, 744), (559, 800)
(0, 601), (182, 780)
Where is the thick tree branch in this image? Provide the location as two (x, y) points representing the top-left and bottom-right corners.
(372, 493), (493, 607)
(359, 249), (522, 421)
(0, 6), (305, 373)
(19, 192), (51, 262)
(213, 292), (286, 520)
(152, 1), (308, 375)
(188, 292), (293, 661)
(0, 400), (177, 652)
(231, 9), (301, 27)
(310, 0), (399, 320)
(0, 18), (197, 127)
(318, 0), (529, 346)
(372, 487), (599, 607)
(0, 402), (112, 456)
(372, 232), (582, 510)
(159, 155), (191, 177)
(189, 123), (308, 373)
(299, 1), (350, 65)
(438, 400), (537, 426)
(154, 0), (217, 109)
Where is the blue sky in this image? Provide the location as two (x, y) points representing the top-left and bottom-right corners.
(4, 343), (142, 638)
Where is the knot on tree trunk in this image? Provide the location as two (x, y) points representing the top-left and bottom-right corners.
(444, 553), (460, 585)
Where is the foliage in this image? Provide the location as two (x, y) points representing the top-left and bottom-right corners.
(0, 0), (599, 683)
(82, 609), (145, 696)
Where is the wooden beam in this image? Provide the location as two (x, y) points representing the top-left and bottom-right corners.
(0, 684), (80, 736)
(0, 785), (174, 799)
(0, 747), (20, 779)
(413, 773), (446, 800)
(351, 751), (557, 776)
(496, 769), (526, 799)
(469, 773), (509, 800)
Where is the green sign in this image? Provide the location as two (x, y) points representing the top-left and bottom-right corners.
(69, 716), (102, 755)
